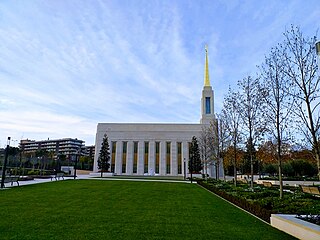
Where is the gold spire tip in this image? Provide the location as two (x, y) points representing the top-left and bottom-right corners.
(204, 44), (210, 87)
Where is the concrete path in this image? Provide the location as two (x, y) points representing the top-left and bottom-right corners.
(1, 174), (193, 189)
(1, 176), (76, 188)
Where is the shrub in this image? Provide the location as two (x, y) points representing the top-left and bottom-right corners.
(198, 181), (272, 222)
(27, 170), (40, 175)
(263, 164), (277, 175)
(197, 180), (320, 222)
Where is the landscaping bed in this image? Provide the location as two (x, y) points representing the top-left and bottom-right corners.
(198, 179), (320, 223)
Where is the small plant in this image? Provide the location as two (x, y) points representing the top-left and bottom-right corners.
(27, 170), (40, 175)
(198, 179), (320, 222)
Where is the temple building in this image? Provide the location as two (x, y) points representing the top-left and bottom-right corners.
(93, 47), (223, 178)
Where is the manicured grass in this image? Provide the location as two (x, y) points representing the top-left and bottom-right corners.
(0, 180), (295, 239)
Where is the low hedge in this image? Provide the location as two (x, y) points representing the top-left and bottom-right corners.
(198, 181), (272, 222)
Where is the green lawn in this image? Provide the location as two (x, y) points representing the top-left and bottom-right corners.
(0, 180), (295, 240)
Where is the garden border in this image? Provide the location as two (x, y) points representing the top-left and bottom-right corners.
(197, 183), (269, 225)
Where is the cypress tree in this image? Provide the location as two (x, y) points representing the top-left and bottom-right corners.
(98, 133), (111, 177)
(189, 136), (202, 173)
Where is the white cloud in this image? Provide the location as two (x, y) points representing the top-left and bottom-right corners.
(0, 0), (319, 146)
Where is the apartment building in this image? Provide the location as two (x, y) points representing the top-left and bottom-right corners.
(20, 138), (85, 158)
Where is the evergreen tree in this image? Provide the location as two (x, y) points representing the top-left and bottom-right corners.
(98, 133), (111, 177)
(189, 136), (202, 173)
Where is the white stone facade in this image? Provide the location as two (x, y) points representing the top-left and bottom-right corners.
(93, 47), (224, 178)
(93, 123), (202, 176)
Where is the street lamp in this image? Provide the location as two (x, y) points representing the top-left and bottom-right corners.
(183, 158), (186, 180)
(1, 137), (11, 189)
(316, 41), (320, 69)
(74, 147), (81, 179)
(316, 41), (320, 56)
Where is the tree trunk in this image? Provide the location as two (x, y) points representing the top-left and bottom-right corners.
(216, 160), (219, 180)
(305, 96), (320, 180)
(249, 135), (254, 189)
(234, 144), (237, 187)
(278, 156), (283, 199)
(204, 160), (208, 181)
(250, 154), (254, 188)
(277, 121), (283, 199)
(315, 152), (320, 181)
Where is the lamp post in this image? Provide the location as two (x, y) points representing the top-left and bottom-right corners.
(1, 137), (11, 189)
(74, 148), (80, 180)
(56, 154), (60, 174)
(183, 158), (186, 180)
(190, 155), (193, 183)
(316, 41), (320, 55)
(316, 41), (320, 68)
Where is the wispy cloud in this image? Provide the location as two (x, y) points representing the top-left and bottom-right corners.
(0, 0), (319, 146)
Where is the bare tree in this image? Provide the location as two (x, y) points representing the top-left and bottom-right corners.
(216, 114), (230, 180)
(199, 126), (210, 180)
(260, 45), (295, 199)
(199, 120), (218, 180)
(221, 88), (242, 186)
(237, 75), (267, 188)
(283, 26), (320, 180)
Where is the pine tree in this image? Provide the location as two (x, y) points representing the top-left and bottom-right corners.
(189, 136), (202, 174)
(98, 133), (111, 177)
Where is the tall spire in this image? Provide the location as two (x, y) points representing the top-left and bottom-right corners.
(201, 44), (214, 125)
(204, 45), (211, 87)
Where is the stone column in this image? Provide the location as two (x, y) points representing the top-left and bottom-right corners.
(149, 141), (155, 175)
(126, 141), (133, 175)
(160, 141), (166, 175)
(138, 141), (144, 175)
(171, 141), (177, 176)
(115, 141), (122, 175)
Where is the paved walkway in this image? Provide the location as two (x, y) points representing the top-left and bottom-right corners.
(2, 174), (320, 189)
(1, 174), (193, 188)
(1, 176), (76, 188)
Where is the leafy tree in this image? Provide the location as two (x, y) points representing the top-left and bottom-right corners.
(223, 146), (245, 176)
(290, 147), (314, 164)
(282, 162), (294, 176)
(189, 136), (202, 174)
(6, 147), (20, 168)
(263, 164), (277, 176)
(98, 133), (111, 177)
(79, 156), (93, 170)
(8, 146), (20, 156)
(290, 159), (317, 177)
(57, 154), (66, 170)
(35, 149), (49, 175)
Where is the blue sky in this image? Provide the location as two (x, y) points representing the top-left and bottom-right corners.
(0, 0), (319, 146)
